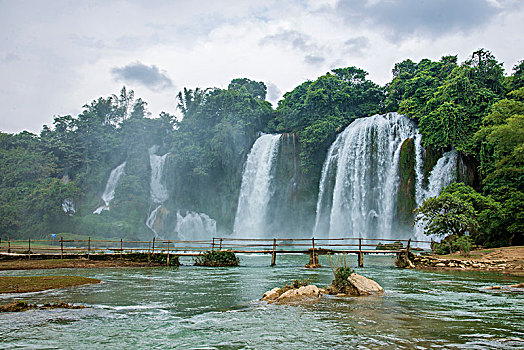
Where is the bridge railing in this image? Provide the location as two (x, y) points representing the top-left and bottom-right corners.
(0, 236), (433, 257)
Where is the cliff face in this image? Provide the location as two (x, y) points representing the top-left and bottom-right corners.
(396, 138), (416, 232)
(265, 133), (317, 236)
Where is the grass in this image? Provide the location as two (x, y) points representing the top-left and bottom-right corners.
(0, 276), (101, 294)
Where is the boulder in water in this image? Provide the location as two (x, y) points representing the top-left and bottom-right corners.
(328, 273), (384, 296)
(261, 285), (323, 303)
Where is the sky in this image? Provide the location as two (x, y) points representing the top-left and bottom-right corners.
(1, 0), (523, 134)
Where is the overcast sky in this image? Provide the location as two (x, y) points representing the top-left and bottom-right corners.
(1, 0), (523, 134)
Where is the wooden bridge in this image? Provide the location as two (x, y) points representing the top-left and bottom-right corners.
(0, 236), (432, 267)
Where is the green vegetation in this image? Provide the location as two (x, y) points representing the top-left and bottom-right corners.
(123, 253), (179, 266)
(328, 253), (354, 287)
(376, 241), (404, 250)
(194, 250), (239, 267)
(0, 276), (100, 293)
(0, 48), (522, 248)
(431, 236), (473, 256)
(280, 279), (311, 293)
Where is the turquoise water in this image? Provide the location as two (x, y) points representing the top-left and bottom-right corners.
(1, 255), (523, 349)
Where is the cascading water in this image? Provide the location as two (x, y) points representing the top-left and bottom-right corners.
(148, 146), (169, 204)
(424, 150), (458, 198)
(314, 113), (419, 239)
(233, 133), (281, 237)
(175, 211), (217, 241)
(62, 199), (76, 216)
(146, 146), (170, 237)
(413, 150), (458, 241)
(146, 205), (163, 238)
(93, 162), (126, 214)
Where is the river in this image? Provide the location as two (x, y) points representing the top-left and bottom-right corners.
(1, 255), (523, 349)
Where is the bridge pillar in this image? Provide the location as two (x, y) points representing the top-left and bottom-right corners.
(358, 252), (364, 267)
(305, 248), (321, 268)
(270, 238), (277, 266)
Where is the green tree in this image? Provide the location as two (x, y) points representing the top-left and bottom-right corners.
(415, 192), (478, 237)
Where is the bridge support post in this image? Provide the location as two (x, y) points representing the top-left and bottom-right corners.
(306, 238), (321, 268)
(167, 240), (170, 266)
(271, 238), (277, 266)
(358, 238), (364, 267)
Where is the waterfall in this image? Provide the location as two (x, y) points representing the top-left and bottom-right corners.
(233, 133), (281, 237)
(314, 113), (418, 239)
(149, 146), (169, 204)
(62, 199), (76, 216)
(146, 205), (163, 238)
(413, 150), (458, 242)
(424, 150), (458, 198)
(93, 162), (126, 214)
(175, 211), (217, 241)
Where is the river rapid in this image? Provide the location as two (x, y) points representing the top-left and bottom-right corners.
(1, 255), (523, 349)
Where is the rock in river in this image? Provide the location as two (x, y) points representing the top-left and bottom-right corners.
(329, 273), (385, 296)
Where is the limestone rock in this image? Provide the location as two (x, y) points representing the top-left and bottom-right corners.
(346, 273), (384, 296)
(275, 285), (322, 303)
(329, 273), (384, 296)
(485, 285), (502, 290)
(261, 287), (281, 301)
(261, 285), (323, 303)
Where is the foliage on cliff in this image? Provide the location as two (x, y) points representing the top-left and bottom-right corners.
(0, 49), (522, 247)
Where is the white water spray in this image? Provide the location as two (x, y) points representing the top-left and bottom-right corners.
(93, 162), (126, 214)
(233, 134), (281, 237)
(175, 211), (217, 241)
(314, 113), (418, 239)
(149, 146), (169, 204)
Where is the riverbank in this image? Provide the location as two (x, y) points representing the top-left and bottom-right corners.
(0, 275), (100, 293)
(412, 246), (524, 276)
(0, 257), (177, 270)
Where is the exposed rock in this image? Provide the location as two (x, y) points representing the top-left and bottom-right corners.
(485, 286), (502, 290)
(509, 283), (524, 288)
(276, 285), (323, 302)
(261, 285), (323, 303)
(0, 301), (32, 312)
(0, 301), (85, 312)
(435, 263), (446, 267)
(261, 287), (281, 301)
(328, 273), (384, 296)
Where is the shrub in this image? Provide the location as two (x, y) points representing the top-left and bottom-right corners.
(328, 253), (354, 287)
(194, 250), (239, 267)
(124, 252), (179, 266)
(431, 235), (473, 256)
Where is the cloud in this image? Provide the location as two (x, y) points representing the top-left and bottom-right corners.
(111, 62), (173, 91)
(335, 0), (508, 40)
(260, 29), (321, 52)
(266, 82), (282, 103)
(304, 55), (325, 65)
(343, 36), (369, 55)
(1, 53), (21, 63)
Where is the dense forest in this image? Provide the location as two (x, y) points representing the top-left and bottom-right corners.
(0, 49), (522, 247)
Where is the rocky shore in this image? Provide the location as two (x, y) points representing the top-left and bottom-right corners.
(261, 273), (384, 303)
(410, 248), (524, 276)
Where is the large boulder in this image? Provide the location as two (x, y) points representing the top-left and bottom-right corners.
(261, 285), (323, 303)
(329, 273), (384, 296)
(261, 287), (281, 301)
